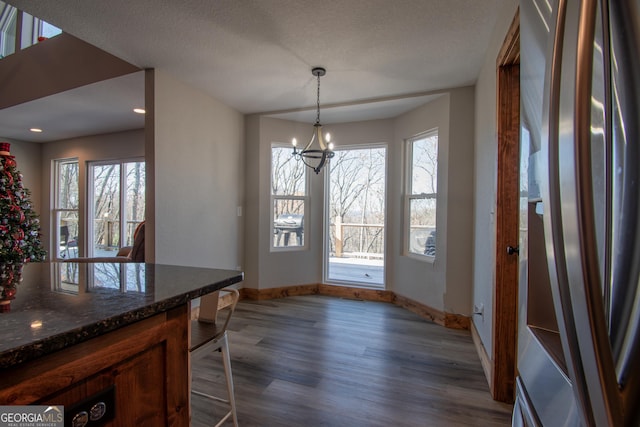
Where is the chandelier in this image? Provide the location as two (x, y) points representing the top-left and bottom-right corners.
(292, 67), (335, 174)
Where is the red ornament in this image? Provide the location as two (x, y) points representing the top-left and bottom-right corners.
(4, 287), (16, 299)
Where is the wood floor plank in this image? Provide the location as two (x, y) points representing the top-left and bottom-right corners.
(191, 295), (512, 426)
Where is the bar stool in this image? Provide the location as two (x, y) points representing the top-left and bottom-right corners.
(190, 289), (240, 427)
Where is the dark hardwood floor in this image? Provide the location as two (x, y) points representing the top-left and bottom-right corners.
(191, 295), (513, 427)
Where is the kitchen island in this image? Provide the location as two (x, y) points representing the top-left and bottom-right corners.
(0, 261), (243, 426)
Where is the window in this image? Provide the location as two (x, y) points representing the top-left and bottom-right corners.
(405, 130), (438, 258)
(0, 2), (61, 57)
(39, 19), (62, 39)
(20, 13), (62, 49)
(53, 159), (79, 259)
(0, 2), (17, 58)
(271, 144), (307, 250)
(88, 160), (145, 256)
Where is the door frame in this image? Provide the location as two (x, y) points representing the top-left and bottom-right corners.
(323, 143), (388, 288)
(492, 9), (520, 403)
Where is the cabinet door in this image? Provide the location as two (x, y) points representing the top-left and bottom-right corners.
(1, 306), (189, 427)
(42, 344), (168, 426)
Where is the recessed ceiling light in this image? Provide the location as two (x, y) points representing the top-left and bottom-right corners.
(30, 128), (43, 133)
(133, 108), (146, 114)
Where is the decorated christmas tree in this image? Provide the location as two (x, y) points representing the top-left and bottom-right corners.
(0, 142), (46, 302)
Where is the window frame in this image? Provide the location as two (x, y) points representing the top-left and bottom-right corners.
(270, 143), (309, 252)
(324, 143), (388, 286)
(0, 3), (17, 58)
(87, 158), (145, 257)
(0, 3), (62, 57)
(404, 129), (439, 261)
(52, 158), (80, 260)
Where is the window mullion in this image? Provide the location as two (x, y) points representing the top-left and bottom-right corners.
(120, 162), (127, 248)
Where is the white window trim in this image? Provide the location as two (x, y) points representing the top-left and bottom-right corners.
(87, 158), (145, 257)
(52, 158), (79, 260)
(403, 129), (438, 263)
(0, 5), (17, 57)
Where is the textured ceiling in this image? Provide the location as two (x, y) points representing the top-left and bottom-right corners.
(5, 0), (511, 141)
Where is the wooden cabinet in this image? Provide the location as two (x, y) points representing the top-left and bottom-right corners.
(0, 305), (190, 426)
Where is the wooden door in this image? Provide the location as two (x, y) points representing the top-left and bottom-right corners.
(492, 9), (520, 403)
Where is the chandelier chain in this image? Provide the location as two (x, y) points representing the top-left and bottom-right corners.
(316, 72), (321, 124)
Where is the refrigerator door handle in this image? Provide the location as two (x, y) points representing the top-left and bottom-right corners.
(569, 0), (621, 420)
(543, 0), (597, 425)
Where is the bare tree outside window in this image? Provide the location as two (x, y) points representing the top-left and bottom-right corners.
(58, 161), (79, 210)
(329, 148), (386, 259)
(93, 164), (120, 249)
(90, 160), (145, 256)
(271, 146), (307, 249)
(127, 163), (145, 220)
(54, 159), (79, 259)
(406, 131), (438, 257)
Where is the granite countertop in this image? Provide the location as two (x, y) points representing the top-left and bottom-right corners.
(0, 262), (243, 369)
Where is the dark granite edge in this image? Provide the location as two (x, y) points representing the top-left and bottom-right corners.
(0, 273), (243, 369)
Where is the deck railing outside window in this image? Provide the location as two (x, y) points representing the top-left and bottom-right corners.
(93, 219), (144, 249)
(331, 219), (384, 260)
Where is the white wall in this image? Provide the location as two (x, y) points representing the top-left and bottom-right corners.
(391, 94), (450, 309)
(243, 116), (326, 289)
(40, 129), (144, 257)
(391, 88), (475, 315)
(444, 87), (476, 315)
(150, 70), (244, 270)
(472, 1), (519, 355)
(245, 89), (475, 318)
(243, 115), (261, 288)
(244, 116), (395, 290)
(11, 70), (245, 273)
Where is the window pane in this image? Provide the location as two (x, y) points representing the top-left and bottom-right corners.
(0, 3), (17, 57)
(56, 210), (78, 259)
(54, 263), (79, 294)
(93, 164), (121, 253)
(328, 147), (386, 259)
(124, 161), (145, 246)
(409, 198), (436, 256)
(54, 159), (79, 259)
(125, 263), (145, 292)
(272, 146), (305, 195)
(91, 263), (123, 290)
(273, 199), (304, 248)
(57, 161), (79, 209)
(411, 134), (438, 195)
(40, 21), (61, 39)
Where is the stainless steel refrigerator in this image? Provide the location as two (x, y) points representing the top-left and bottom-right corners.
(515, 0), (640, 425)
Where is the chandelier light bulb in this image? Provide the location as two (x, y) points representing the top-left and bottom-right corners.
(328, 142), (334, 150)
(325, 133), (331, 143)
(292, 138), (297, 147)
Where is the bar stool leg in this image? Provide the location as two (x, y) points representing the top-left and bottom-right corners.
(220, 334), (238, 427)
